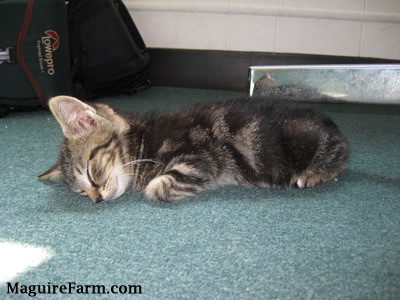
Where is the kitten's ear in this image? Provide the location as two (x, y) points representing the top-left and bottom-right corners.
(48, 96), (98, 139)
(38, 163), (63, 181)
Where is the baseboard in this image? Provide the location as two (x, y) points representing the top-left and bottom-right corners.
(148, 48), (399, 92)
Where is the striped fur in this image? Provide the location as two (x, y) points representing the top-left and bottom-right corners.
(39, 96), (349, 203)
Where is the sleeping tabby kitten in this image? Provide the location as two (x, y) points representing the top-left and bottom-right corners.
(39, 96), (349, 203)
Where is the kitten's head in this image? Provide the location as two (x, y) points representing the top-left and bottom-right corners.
(39, 96), (132, 203)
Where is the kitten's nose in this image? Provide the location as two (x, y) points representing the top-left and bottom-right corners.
(96, 194), (104, 203)
(88, 191), (103, 203)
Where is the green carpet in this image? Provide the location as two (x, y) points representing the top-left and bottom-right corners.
(0, 87), (399, 299)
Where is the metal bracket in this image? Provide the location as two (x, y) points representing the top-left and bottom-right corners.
(0, 47), (15, 64)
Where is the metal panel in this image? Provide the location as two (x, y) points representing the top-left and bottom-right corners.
(249, 64), (400, 104)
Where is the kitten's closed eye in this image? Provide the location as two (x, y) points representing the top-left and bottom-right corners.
(86, 162), (100, 188)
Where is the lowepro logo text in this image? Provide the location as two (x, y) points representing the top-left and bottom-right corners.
(37, 30), (60, 75)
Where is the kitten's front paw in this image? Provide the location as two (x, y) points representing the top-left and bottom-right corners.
(145, 175), (188, 201)
(296, 173), (330, 188)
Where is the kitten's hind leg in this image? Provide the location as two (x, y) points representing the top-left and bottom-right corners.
(144, 163), (210, 201)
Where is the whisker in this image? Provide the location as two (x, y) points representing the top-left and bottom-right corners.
(116, 159), (164, 176)
(104, 159), (162, 184)
(119, 172), (145, 180)
(122, 159), (164, 167)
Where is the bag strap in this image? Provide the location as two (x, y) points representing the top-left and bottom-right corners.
(68, 17), (81, 78)
(113, 0), (147, 51)
(67, 0), (148, 76)
(66, 0), (89, 79)
(121, 74), (152, 95)
(17, 0), (47, 107)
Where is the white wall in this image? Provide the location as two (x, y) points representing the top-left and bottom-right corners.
(126, 0), (400, 60)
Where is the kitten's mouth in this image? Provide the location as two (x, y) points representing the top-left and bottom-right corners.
(95, 198), (104, 203)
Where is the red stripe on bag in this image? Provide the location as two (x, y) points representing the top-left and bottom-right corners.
(17, 0), (47, 107)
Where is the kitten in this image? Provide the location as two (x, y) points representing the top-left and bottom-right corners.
(39, 95), (349, 203)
